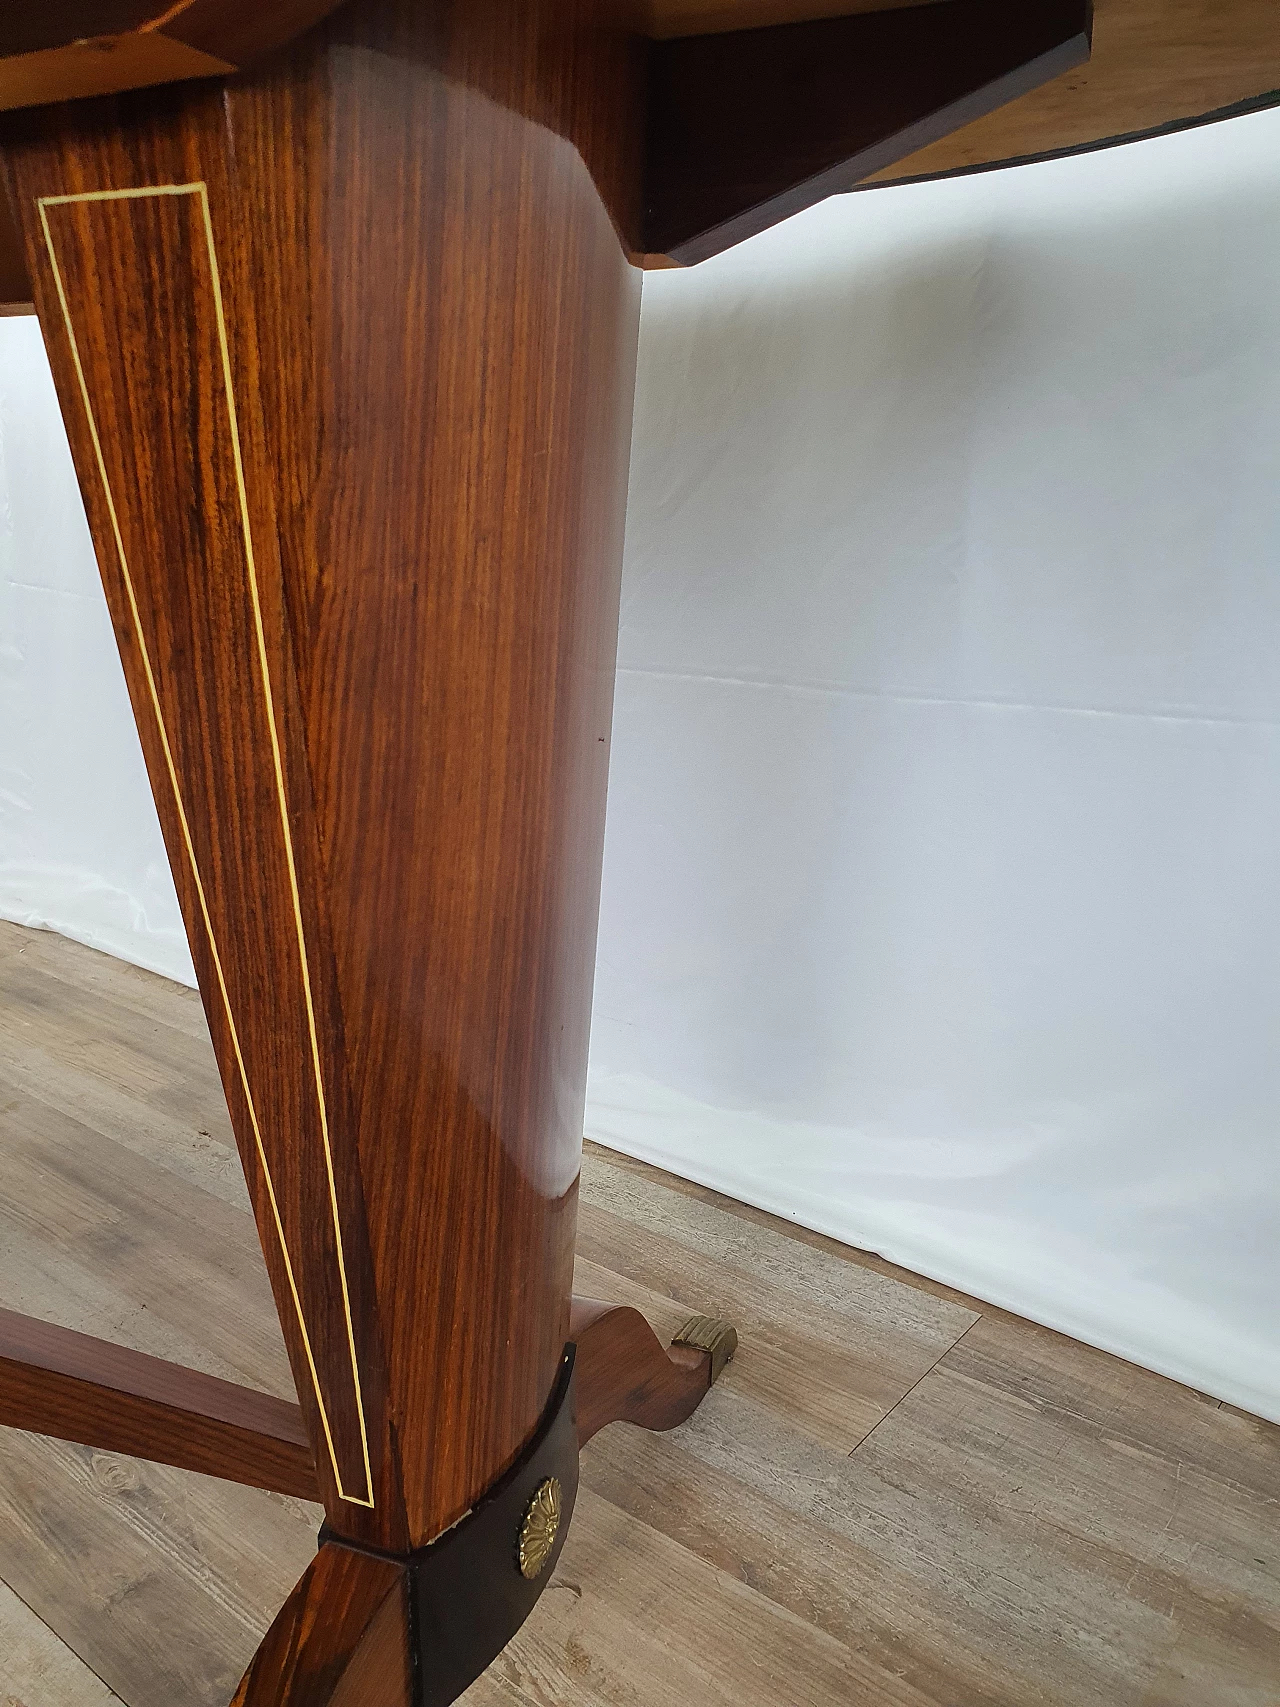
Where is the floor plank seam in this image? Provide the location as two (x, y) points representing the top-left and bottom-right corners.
(5, 923), (1280, 1704)
(0, 1568), (126, 1704)
(847, 1317), (982, 1459)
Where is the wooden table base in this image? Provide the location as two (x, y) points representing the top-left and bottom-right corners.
(3, 0), (647, 1559)
(0, 0), (1093, 1698)
(233, 1309), (736, 1704)
(0, 1297), (736, 1703)
(0, 4), (738, 1695)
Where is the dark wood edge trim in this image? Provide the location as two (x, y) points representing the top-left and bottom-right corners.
(666, 27), (1090, 263)
(0, 1305), (320, 1499)
(646, 0), (1093, 265)
(852, 84), (1280, 196)
(0, 2), (351, 100)
(0, 36), (233, 119)
(0, 170), (31, 304)
(310, 1349), (580, 1706)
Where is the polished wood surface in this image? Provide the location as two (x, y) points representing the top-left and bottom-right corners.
(245, 1351), (578, 1705)
(7, 0), (1274, 1695)
(572, 1298), (716, 1444)
(19, 173), (400, 1542)
(645, 0), (1092, 261)
(0, 1307), (318, 1500)
(867, 0), (1280, 185)
(0, 177), (32, 304)
(0, 3), (348, 115)
(2, 0), (643, 1564)
(230, 1544), (409, 1707)
(3, 924), (1279, 1707)
(0, 2), (1275, 295)
(645, 0), (942, 37)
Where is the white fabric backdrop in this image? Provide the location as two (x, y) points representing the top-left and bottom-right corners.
(3, 106), (1279, 1419)
(589, 108), (1280, 1423)
(0, 316), (195, 983)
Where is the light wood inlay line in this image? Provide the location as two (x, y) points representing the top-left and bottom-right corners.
(35, 182), (374, 1509)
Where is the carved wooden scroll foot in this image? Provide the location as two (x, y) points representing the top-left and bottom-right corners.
(571, 1296), (737, 1447)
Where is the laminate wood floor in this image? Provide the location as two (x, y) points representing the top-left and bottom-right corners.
(0, 918), (1276, 1706)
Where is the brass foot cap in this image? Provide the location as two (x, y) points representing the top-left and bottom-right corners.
(673, 1314), (738, 1385)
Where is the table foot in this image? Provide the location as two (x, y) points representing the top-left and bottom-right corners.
(571, 1295), (738, 1446)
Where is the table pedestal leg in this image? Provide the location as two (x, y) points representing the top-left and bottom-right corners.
(1, 3), (732, 1699)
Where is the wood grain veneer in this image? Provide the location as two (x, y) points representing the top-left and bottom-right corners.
(0, 0), (644, 1558)
(0, 1306), (319, 1499)
(230, 1543), (410, 1707)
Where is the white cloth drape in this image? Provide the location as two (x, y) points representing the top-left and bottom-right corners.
(588, 108), (1280, 1423)
(0, 315), (195, 984)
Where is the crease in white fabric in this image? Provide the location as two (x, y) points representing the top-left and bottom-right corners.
(615, 665), (1280, 729)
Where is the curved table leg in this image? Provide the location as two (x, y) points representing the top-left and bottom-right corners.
(572, 1296), (738, 1446)
(231, 1544), (409, 1707)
